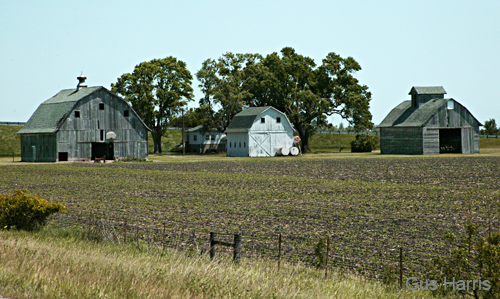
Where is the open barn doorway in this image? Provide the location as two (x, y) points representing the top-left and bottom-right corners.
(439, 128), (462, 153)
(91, 142), (114, 160)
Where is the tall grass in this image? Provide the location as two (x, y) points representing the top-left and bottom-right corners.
(0, 228), (441, 299)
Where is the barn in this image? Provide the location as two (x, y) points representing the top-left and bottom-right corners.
(225, 106), (294, 157)
(184, 125), (226, 153)
(18, 75), (149, 162)
(379, 86), (482, 155)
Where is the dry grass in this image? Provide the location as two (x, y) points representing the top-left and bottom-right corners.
(0, 229), (442, 299)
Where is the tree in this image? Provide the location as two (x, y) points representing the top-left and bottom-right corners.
(111, 57), (194, 154)
(169, 107), (207, 129)
(196, 52), (261, 132)
(246, 47), (373, 152)
(480, 119), (500, 135)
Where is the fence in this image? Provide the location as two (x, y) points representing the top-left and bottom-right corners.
(47, 211), (470, 283)
(0, 121), (26, 126)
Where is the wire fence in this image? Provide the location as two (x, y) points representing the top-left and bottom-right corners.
(46, 210), (491, 282)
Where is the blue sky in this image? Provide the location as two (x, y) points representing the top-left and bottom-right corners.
(1, 1), (499, 126)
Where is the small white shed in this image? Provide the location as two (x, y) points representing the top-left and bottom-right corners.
(225, 107), (294, 157)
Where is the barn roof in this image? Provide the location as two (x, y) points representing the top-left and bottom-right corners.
(226, 106), (292, 133)
(18, 86), (149, 134)
(185, 125), (222, 134)
(409, 86), (447, 95)
(378, 98), (481, 128)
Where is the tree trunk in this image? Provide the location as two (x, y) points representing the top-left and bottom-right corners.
(152, 131), (162, 154)
(300, 133), (311, 153)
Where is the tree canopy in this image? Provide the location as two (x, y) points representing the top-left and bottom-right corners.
(111, 57), (194, 154)
(196, 53), (261, 132)
(245, 47), (373, 151)
(480, 118), (500, 135)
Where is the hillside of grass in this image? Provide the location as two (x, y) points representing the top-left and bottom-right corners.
(0, 229), (437, 299)
(0, 125), (22, 156)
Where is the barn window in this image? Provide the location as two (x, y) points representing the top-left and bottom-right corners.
(97, 120), (100, 129)
(74, 111), (80, 118)
(206, 135), (209, 141)
(229, 142), (231, 148)
(447, 100), (454, 110)
(194, 135), (197, 141)
(124, 110), (130, 117)
(211, 135), (215, 141)
(99, 103), (105, 110)
(261, 117), (265, 124)
(239, 142), (241, 148)
(244, 142), (246, 147)
(277, 117), (281, 123)
(100, 130), (104, 141)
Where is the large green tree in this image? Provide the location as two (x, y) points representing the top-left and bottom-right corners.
(196, 52), (261, 132)
(480, 118), (500, 135)
(111, 57), (194, 154)
(246, 47), (373, 152)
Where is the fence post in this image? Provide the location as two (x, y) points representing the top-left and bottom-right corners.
(233, 234), (241, 263)
(325, 236), (330, 279)
(163, 222), (166, 251)
(210, 232), (216, 260)
(278, 233), (282, 271)
(123, 218), (127, 244)
(400, 247), (403, 289)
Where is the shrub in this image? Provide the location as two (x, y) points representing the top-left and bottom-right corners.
(350, 134), (377, 152)
(0, 190), (66, 231)
(313, 237), (327, 269)
(426, 221), (500, 298)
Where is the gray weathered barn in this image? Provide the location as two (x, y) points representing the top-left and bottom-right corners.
(379, 86), (482, 154)
(18, 76), (149, 162)
(226, 106), (294, 157)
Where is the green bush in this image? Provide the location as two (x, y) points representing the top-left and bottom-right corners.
(0, 190), (66, 231)
(426, 221), (500, 298)
(313, 237), (327, 269)
(350, 134), (377, 152)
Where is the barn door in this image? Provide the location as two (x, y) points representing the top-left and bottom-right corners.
(250, 133), (271, 156)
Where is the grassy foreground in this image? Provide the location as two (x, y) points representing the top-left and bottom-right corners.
(0, 229), (439, 299)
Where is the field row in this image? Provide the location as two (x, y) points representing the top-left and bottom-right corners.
(1, 157), (499, 279)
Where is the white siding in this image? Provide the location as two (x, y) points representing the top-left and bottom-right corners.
(226, 133), (248, 157)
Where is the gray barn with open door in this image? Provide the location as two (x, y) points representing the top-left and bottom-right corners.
(379, 86), (482, 155)
(18, 75), (149, 162)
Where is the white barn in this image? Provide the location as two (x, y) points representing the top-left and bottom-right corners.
(225, 107), (294, 157)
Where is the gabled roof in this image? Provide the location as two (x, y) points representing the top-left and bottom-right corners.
(185, 125), (223, 134)
(18, 86), (150, 134)
(409, 86), (447, 95)
(379, 98), (482, 128)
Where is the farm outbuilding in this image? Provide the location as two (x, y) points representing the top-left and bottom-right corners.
(225, 106), (294, 157)
(379, 86), (482, 155)
(184, 125), (226, 153)
(18, 75), (149, 162)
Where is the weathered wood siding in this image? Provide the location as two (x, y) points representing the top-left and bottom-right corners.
(57, 89), (148, 161)
(423, 128), (439, 154)
(21, 134), (57, 162)
(411, 93), (444, 107)
(380, 127), (423, 155)
(461, 127), (480, 154)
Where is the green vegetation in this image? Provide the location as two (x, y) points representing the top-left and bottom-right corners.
(350, 134), (378, 152)
(426, 222), (500, 298)
(0, 125), (22, 156)
(0, 229), (437, 299)
(0, 157), (498, 281)
(111, 57), (194, 154)
(0, 190), (66, 231)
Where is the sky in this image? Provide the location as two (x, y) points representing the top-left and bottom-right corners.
(1, 1), (499, 126)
